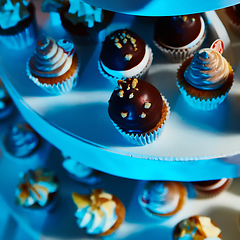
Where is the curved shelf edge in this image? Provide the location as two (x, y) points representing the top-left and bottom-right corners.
(82, 0), (239, 16)
(1, 70), (239, 181)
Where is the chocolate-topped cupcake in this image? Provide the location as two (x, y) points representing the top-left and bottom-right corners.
(154, 14), (206, 62)
(108, 78), (170, 145)
(99, 29), (153, 84)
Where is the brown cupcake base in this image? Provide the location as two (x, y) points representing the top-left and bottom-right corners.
(193, 178), (233, 198)
(99, 195), (126, 236)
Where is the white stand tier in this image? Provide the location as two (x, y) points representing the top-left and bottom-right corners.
(1, 2), (240, 180)
(81, 0), (239, 17)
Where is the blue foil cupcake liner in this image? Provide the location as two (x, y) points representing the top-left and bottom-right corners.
(177, 81), (229, 111)
(111, 95), (170, 146)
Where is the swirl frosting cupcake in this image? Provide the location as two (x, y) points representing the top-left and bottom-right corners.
(42, 0), (114, 43)
(176, 40), (234, 110)
(3, 123), (40, 163)
(173, 215), (222, 239)
(26, 35), (79, 95)
(15, 168), (59, 211)
(108, 78), (170, 145)
(0, 0), (37, 50)
(62, 152), (101, 185)
(72, 189), (125, 236)
(99, 29), (153, 84)
(138, 181), (187, 218)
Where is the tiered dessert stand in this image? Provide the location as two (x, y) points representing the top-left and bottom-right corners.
(0, 0), (240, 239)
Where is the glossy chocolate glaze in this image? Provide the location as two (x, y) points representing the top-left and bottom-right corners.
(108, 78), (163, 133)
(234, 4), (240, 15)
(154, 14), (202, 47)
(100, 29), (146, 70)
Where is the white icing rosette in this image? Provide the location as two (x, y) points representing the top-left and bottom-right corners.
(176, 43), (234, 111)
(26, 36), (80, 95)
(98, 45), (153, 85)
(111, 95), (170, 146)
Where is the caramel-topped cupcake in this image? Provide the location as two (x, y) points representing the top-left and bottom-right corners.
(27, 35), (79, 95)
(108, 78), (170, 145)
(176, 40), (234, 110)
(99, 29), (153, 84)
(139, 181), (187, 218)
(15, 167), (59, 212)
(173, 215), (222, 239)
(72, 189), (125, 236)
(154, 14), (206, 63)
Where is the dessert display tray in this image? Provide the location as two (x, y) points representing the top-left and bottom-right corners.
(1, 1), (240, 180)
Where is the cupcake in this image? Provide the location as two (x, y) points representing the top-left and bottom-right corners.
(138, 181), (187, 218)
(41, 0), (114, 44)
(72, 189), (125, 236)
(225, 4), (240, 37)
(108, 78), (170, 145)
(173, 215), (222, 239)
(2, 123), (41, 164)
(191, 178), (233, 198)
(62, 152), (101, 185)
(153, 14), (206, 63)
(0, 78), (14, 120)
(15, 167), (59, 212)
(26, 35), (79, 95)
(98, 28), (153, 85)
(0, 0), (37, 50)
(176, 40), (234, 111)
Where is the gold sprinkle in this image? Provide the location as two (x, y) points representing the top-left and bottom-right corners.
(134, 47), (138, 51)
(191, 18), (195, 22)
(131, 78), (138, 88)
(133, 44), (137, 48)
(126, 34), (131, 38)
(120, 35), (124, 39)
(123, 38), (127, 44)
(118, 90), (124, 98)
(114, 38), (119, 42)
(125, 54), (132, 61)
(129, 93), (134, 99)
(144, 102), (151, 109)
(115, 42), (122, 49)
(122, 33), (126, 37)
(130, 37), (136, 44)
(140, 112), (146, 118)
(182, 16), (188, 22)
(127, 85), (130, 90)
(136, 88), (139, 91)
(121, 111), (128, 118)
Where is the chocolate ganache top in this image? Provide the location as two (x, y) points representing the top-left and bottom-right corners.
(108, 78), (163, 133)
(154, 14), (202, 48)
(234, 4), (240, 15)
(100, 29), (146, 71)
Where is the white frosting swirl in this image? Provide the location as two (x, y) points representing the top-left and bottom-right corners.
(73, 190), (118, 234)
(15, 168), (58, 207)
(139, 181), (180, 214)
(5, 124), (39, 157)
(62, 157), (93, 178)
(64, 0), (102, 28)
(29, 35), (75, 78)
(184, 48), (229, 90)
(0, 0), (30, 29)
